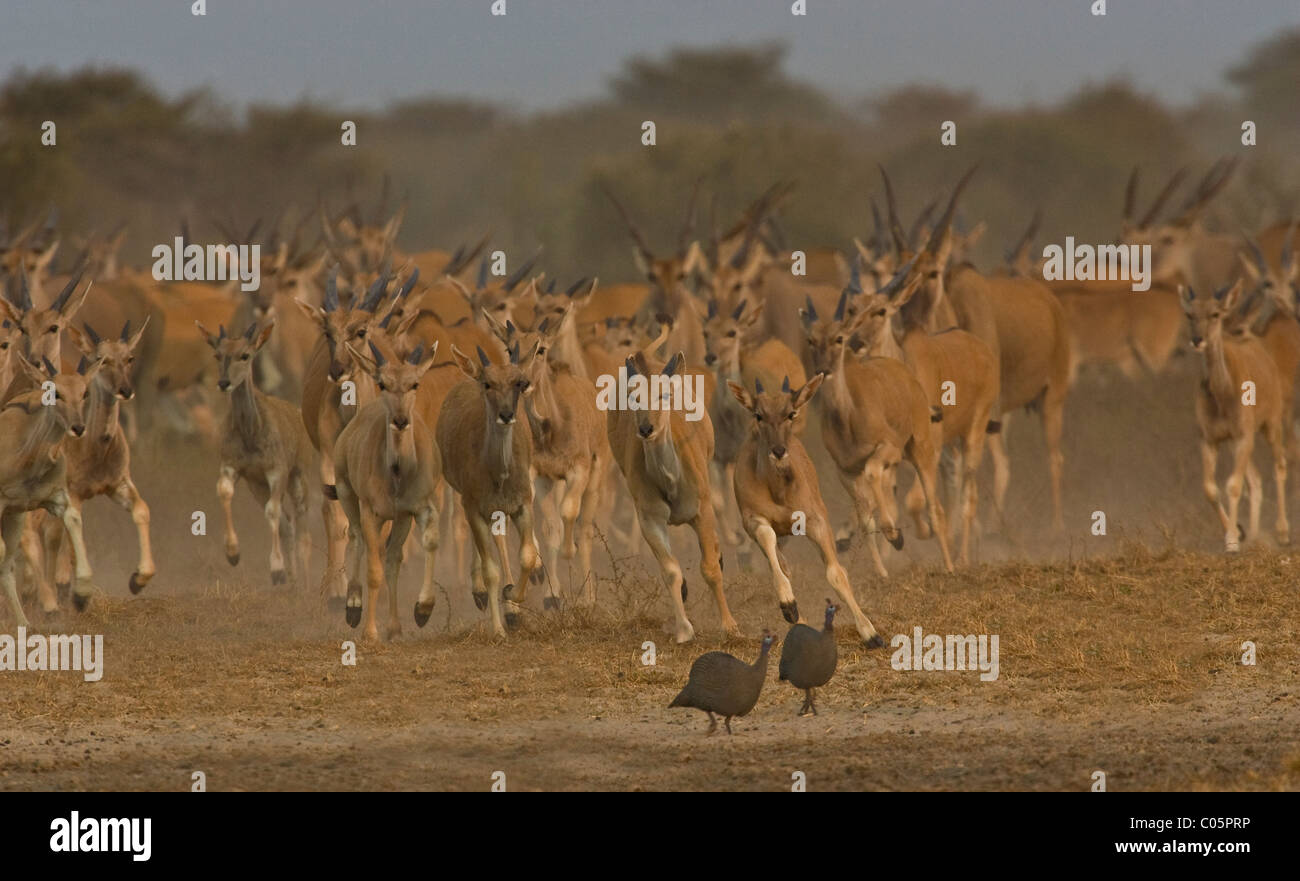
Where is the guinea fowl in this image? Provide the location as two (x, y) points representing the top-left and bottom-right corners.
(669, 632), (774, 734)
(778, 600), (838, 716)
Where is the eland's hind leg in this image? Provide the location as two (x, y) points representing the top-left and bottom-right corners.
(1268, 423), (1290, 544)
(1, 511), (30, 627)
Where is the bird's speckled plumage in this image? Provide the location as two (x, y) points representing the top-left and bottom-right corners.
(669, 633), (773, 734)
(778, 601), (838, 715)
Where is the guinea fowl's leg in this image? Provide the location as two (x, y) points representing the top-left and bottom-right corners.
(706, 712), (717, 736)
(809, 689), (818, 716)
(724, 716), (734, 735)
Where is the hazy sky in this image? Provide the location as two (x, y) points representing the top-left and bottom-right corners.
(2, 1), (1296, 112)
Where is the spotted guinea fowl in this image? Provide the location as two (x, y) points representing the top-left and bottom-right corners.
(778, 599), (838, 716)
(669, 631), (774, 735)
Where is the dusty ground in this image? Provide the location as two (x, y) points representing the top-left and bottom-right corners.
(2, 361), (1299, 791)
(2, 542), (1298, 791)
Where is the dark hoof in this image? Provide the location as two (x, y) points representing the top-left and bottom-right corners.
(72, 592), (90, 613)
(226, 551), (240, 567)
(864, 634), (885, 649)
(472, 590), (488, 611)
(530, 566), (546, 586)
(56, 582), (70, 604)
(680, 581), (688, 602)
(835, 537), (851, 553)
(128, 572), (147, 595)
(502, 583), (516, 601)
(345, 604), (361, 628)
(505, 611), (521, 631)
(780, 601), (799, 624)
(888, 532), (904, 550)
(413, 602), (432, 628)
(271, 569), (287, 586)
(542, 596), (560, 612)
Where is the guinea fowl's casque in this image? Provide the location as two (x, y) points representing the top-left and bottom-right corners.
(669, 631), (774, 734)
(778, 600), (838, 715)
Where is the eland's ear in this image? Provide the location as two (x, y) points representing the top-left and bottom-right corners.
(195, 321), (221, 349)
(727, 380), (754, 412)
(892, 271), (924, 308)
(0, 298), (22, 326)
(57, 276), (92, 319)
(416, 340), (440, 375)
(1236, 251), (1262, 284)
(79, 354), (105, 381)
(253, 321), (275, 351)
(682, 241), (705, 276)
(35, 238), (60, 270)
(1178, 284), (1195, 310)
(335, 217), (359, 240)
(293, 297), (324, 325)
(663, 351), (684, 377)
(480, 305), (511, 343)
(447, 277), (476, 306)
(1221, 278), (1244, 311)
(343, 342), (378, 377)
(124, 314), (152, 352)
(793, 373), (825, 410)
(449, 343), (479, 380)
(518, 338), (541, 372)
(17, 353), (48, 386)
(65, 324), (95, 356)
(632, 247), (653, 280)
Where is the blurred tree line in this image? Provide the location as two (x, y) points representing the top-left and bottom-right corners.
(0, 35), (1297, 283)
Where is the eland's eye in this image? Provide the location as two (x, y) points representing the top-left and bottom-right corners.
(240, 353), (251, 361)
(47, 325), (59, 334)
(411, 382), (419, 391)
(726, 330), (737, 338)
(355, 329), (367, 338)
(517, 379), (530, 391)
(755, 413), (763, 422)
(484, 382), (493, 390)
(835, 336), (844, 344)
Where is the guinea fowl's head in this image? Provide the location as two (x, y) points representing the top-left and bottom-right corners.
(760, 630), (775, 654)
(824, 599), (839, 629)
